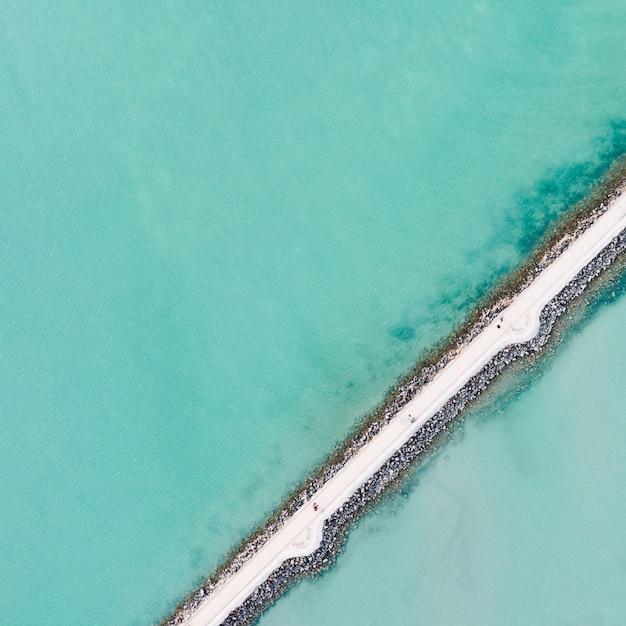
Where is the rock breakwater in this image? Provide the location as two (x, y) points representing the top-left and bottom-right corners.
(165, 180), (626, 626)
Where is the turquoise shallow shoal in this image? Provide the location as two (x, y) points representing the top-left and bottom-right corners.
(1, 1), (626, 624)
(259, 281), (626, 626)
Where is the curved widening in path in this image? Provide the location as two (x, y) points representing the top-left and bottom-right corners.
(186, 192), (626, 626)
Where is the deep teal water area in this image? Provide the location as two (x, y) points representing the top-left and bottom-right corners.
(1, 2), (626, 625)
(259, 280), (626, 626)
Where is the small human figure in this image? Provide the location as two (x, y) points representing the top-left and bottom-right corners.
(313, 503), (318, 512)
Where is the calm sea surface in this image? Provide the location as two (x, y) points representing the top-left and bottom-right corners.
(0, 2), (625, 624)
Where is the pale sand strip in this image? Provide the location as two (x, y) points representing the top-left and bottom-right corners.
(185, 191), (626, 626)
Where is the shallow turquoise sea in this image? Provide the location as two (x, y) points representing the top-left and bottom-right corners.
(1, 2), (626, 625)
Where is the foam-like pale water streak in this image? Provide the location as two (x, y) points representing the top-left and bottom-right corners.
(259, 284), (626, 626)
(1, 2), (626, 625)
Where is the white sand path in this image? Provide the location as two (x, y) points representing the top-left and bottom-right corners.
(186, 192), (626, 626)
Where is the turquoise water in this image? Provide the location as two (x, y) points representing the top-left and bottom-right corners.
(1, 2), (626, 625)
(259, 281), (626, 626)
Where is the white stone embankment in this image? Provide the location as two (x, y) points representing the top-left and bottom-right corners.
(173, 187), (626, 626)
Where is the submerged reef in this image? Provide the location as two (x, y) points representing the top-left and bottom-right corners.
(164, 175), (626, 626)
